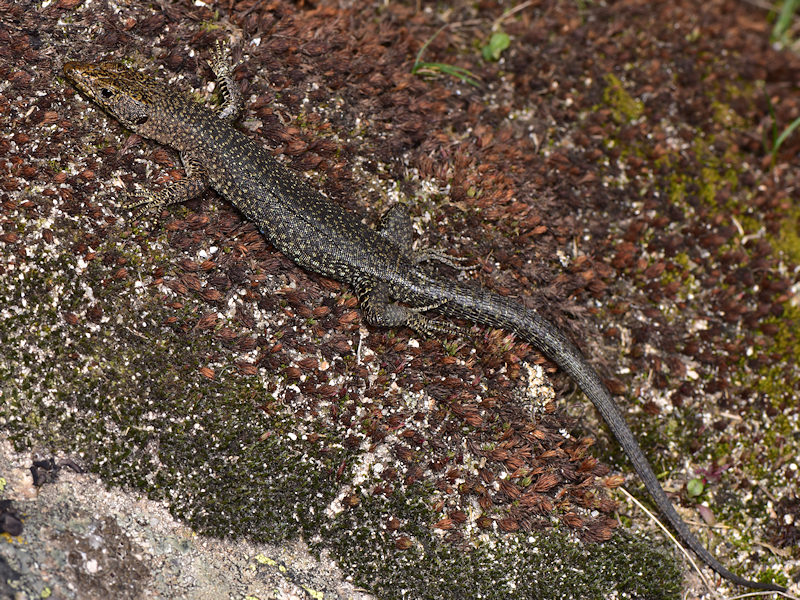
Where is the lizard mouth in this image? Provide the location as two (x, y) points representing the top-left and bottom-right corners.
(62, 62), (95, 100)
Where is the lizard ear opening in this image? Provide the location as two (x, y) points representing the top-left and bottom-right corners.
(133, 115), (149, 125)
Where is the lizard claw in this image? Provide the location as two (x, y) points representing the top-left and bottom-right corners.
(408, 302), (467, 338)
(206, 40), (241, 122)
(120, 189), (159, 219)
(408, 314), (465, 338)
(414, 249), (478, 272)
(207, 40), (231, 79)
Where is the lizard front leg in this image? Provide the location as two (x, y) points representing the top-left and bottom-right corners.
(123, 152), (209, 218)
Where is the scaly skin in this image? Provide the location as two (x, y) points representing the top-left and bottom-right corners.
(62, 44), (785, 593)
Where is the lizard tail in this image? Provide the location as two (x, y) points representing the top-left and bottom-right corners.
(429, 280), (785, 593)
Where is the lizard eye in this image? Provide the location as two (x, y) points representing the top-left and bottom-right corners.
(100, 87), (114, 99)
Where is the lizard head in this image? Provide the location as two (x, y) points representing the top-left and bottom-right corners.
(63, 61), (159, 132)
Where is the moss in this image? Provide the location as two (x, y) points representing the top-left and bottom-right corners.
(695, 142), (740, 206)
(737, 412), (795, 486)
(199, 20), (222, 32)
(595, 77), (791, 563)
(711, 100), (746, 130)
(0, 208), (684, 598)
(769, 200), (800, 264)
(745, 304), (800, 406)
(659, 253), (699, 308)
(319, 488), (681, 600)
(0, 209), (352, 540)
(602, 73), (645, 124)
(656, 138), (740, 213)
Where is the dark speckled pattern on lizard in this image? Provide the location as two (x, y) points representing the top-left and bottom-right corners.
(62, 44), (785, 593)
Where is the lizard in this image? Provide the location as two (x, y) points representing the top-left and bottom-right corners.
(62, 43), (786, 593)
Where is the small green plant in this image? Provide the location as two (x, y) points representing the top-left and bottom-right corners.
(686, 477), (705, 498)
(772, 115), (800, 162)
(771, 117), (800, 164)
(764, 92), (800, 165)
(411, 24), (482, 87)
(771, 0), (800, 43)
(442, 339), (463, 356)
(411, 2), (544, 85)
(481, 31), (510, 61)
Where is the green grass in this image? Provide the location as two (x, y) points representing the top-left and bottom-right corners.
(771, 0), (800, 43)
(411, 24), (482, 87)
(764, 91), (800, 165)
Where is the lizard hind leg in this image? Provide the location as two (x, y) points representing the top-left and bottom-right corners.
(354, 278), (465, 339)
(207, 40), (243, 123)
